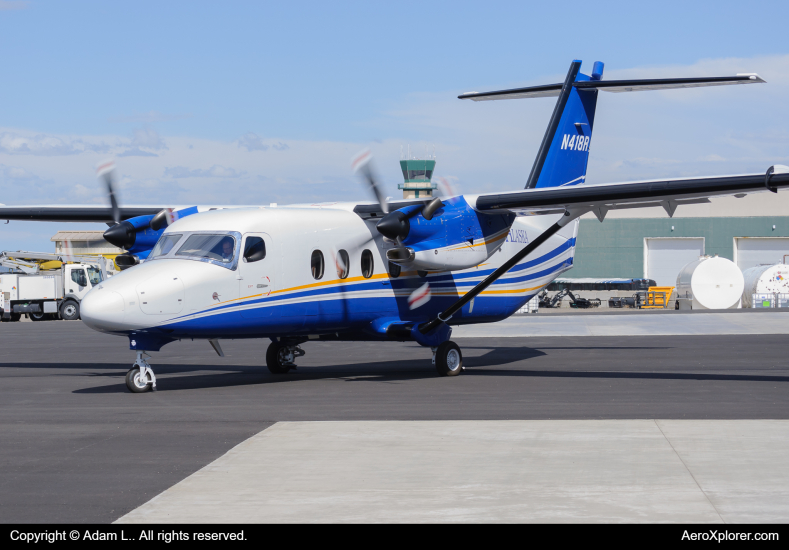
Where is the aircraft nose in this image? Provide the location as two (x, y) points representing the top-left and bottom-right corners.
(81, 289), (125, 332)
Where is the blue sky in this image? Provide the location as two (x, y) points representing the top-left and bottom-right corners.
(2, 0), (789, 250)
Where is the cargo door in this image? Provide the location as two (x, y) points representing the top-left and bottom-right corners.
(645, 238), (704, 287)
(239, 233), (278, 319)
(735, 237), (789, 271)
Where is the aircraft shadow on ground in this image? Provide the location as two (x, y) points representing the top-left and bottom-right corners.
(2, 341), (786, 394)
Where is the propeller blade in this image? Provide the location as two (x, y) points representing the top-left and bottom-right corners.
(96, 159), (120, 225)
(408, 282), (431, 310)
(352, 149), (388, 214)
(435, 176), (458, 198)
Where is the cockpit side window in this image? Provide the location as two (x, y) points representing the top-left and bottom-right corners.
(243, 237), (266, 263)
(150, 234), (183, 258)
(176, 234), (237, 263)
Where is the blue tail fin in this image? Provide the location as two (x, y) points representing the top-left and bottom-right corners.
(527, 60), (602, 189)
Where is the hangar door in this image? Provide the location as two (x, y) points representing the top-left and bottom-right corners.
(645, 238), (704, 287)
(735, 238), (789, 271)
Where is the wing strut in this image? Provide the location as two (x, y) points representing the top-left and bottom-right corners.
(418, 209), (586, 335)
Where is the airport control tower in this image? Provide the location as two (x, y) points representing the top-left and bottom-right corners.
(398, 147), (437, 199)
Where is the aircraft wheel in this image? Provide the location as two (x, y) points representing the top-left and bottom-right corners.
(60, 301), (80, 321)
(125, 367), (153, 393)
(266, 341), (293, 374)
(435, 341), (463, 377)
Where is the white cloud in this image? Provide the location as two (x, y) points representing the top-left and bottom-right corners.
(164, 165), (245, 178)
(118, 148), (159, 158)
(108, 111), (192, 124)
(237, 133), (290, 152)
(131, 126), (167, 150)
(0, 1), (27, 10)
(1, 164), (37, 180)
(0, 132), (110, 156)
(237, 133), (269, 151)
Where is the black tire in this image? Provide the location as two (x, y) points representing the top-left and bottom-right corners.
(9, 313), (21, 322)
(266, 341), (292, 374)
(30, 311), (46, 322)
(435, 341), (463, 377)
(125, 367), (152, 393)
(60, 301), (80, 321)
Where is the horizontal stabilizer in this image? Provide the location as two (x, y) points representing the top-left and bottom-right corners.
(459, 74), (764, 101)
(471, 166), (789, 214)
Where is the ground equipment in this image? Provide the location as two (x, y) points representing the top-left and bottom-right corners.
(0, 251), (109, 321)
(675, 256), (743, 310)
(741, 264), (789, 308)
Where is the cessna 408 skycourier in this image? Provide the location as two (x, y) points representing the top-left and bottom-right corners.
(2, 60), (788, 393)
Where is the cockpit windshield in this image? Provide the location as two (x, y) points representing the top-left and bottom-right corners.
(150, 234), (183, 258)
(176, 234), (237, 264)
(86, 266), (103, 285)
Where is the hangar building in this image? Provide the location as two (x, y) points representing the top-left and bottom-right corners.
(570, 191), (789, 286)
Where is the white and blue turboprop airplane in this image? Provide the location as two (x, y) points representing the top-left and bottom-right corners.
(2, 60), (788, 393)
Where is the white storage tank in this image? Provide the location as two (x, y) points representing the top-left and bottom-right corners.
(741, 264), (789, 308)
(675, 256), (744, 310)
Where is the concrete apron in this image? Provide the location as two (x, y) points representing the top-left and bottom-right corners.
(117, 420), (789, 523)
(454, 311), (789, 337)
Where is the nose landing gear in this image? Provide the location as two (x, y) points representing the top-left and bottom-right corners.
(266, 341), (304, 374)
(125, 351), (157, 393)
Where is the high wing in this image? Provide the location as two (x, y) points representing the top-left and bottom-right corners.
(470, 167), (789, 220)
(459, 74), (764, 101)
(0, 205), (166, 223)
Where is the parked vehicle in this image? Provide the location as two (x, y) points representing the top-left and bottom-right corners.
(0, 251), (110, 322)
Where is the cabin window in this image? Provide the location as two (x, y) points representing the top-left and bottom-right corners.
(243, 237), (266, 263)
(361, 249), (374, 279)
(177, 234), (237, 263)
(311, 250), (324, 280)
(388, 261), (401, 278)
(150, 233), (183, 258)
(336, 249), (350, 279)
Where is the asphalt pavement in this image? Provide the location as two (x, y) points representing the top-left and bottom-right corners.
(1, 320), (788, 522)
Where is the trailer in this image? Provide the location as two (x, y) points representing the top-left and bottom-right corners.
(0, 251), (110, 322)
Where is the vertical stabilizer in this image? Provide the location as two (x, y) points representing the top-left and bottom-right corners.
(526, 60), (601, 189)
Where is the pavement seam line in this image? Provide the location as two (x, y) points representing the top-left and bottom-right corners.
(654, 419), (725, 524)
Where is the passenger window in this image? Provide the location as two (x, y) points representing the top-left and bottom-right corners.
(311, 250), (324, 280)
(71, 269), (87, 287)
(361, 249), (374, 279)
(244, 237), (266, 263)
(336, 249), (350, 279)
(388, 261), (401, 279)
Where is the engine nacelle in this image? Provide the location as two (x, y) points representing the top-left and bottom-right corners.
(383, 197), (514, 272)
(103, 206), (199, 255)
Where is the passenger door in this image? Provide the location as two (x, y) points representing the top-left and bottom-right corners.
(239, 233), (278, 319)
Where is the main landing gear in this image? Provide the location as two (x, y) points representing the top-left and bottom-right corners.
(125, 351), (157, 393)
(266, 341), (305, 374)
(433, 340), (464, 377)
